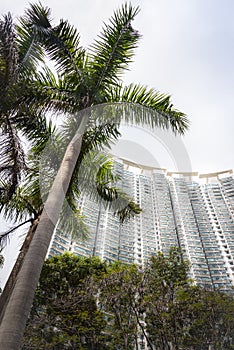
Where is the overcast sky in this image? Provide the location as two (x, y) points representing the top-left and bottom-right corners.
(1, 1), (234, 285)
(1, 0), (234, 173)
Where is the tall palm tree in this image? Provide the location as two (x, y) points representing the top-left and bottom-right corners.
(0, 3), (189, 349)
(0, 9), (54, 333)
(0, 3), (141, 320)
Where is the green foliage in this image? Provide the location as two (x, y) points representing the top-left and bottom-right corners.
(22, 253), (108, 349)
(99, 262), (141, 349)
(180, 288), (234, 349)
(144, 249), (191, 349)
(108, 83), (189, 134)
(88, 3), (140, 93)
(22, 249), (234, 350)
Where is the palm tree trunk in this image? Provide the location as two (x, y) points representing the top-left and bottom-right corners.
(0, 129), (84, 349)
(92, 202), (102, 256)
(0, 216), (40, 324)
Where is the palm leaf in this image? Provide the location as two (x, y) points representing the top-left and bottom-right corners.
(0, 219), (33, 248)
(107, 84), (189, 134)
(72, 151), (141, 222)
(19, 2), (85, 78)
(88, 3), (140, 97)
(30, 67), (81, 114)
(0, 178), (39, 223)
(57, 202), (89, 242)
(16, 7), (46, 77)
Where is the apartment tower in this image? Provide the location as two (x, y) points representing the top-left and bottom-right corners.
(49, 159), (234, 292)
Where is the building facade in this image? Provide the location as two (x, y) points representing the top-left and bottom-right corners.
(49, 159), (234, 292)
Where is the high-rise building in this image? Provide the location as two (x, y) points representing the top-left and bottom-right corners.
(48, 159), (234, 292)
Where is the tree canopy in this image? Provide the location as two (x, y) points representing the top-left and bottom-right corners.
(22, 249), (234, 350)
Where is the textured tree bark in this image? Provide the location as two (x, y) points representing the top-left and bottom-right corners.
(0, 132), (83, 349)
(0, 217), (40, 324)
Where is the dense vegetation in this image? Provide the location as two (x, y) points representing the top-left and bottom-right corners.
(22, 249), (234, 350)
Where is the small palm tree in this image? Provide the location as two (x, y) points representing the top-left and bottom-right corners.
(0, 3), (189, 349)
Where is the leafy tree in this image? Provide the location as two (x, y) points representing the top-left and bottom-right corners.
(180, 287), (234, 350)
(22, 255), (145, 350)
(0, 3), (189, 348)
(22, 251), (234, 350)
(21, 253), (108, 349)
(144, 248), (191, 350)
(143, 248), (234, 350)
(98, 262), (142, 349)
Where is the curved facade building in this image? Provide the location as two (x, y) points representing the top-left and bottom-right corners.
(49, 159), (234, 292)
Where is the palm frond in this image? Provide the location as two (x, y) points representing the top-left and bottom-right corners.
(72, 151), (141, 222)
(95, 183), (142, 222)
(14, 105), (52, 145)
(0, 178), (39, 223)
(45, 20), (85, 77)
(107, 84), (189, 134)
(16, 3), (47, 77)
(61, 115), (121, 159)
(61, 119), (142, 223)
(0, 219), (32, 248)
(89, 3), (140, 96)
(29, 119), (57, 156)
(30, 67), (80, 113)
(75, 151), (118, 195)
(91, 182), (142, 222)
(17, 168), (45, 213)
(63, 122), (121, 205)
(19, 2), (85, 78)
(115, 197), (142, 223)
(57, 201), (89, 242)
(81, 122), (121, 151)
(0, 155), (46, 225)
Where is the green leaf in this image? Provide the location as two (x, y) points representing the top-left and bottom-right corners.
(89, 3), (140, 95)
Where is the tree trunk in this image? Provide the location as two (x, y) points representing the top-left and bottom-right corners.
(0, 217), (40, 324)
(0, 130), (84, 349)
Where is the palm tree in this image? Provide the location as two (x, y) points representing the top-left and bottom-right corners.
(0, 3), (189, 349)
(0, 11), (48, 198)
(0, 4), (141, 322)
(0, 9), (54, 333)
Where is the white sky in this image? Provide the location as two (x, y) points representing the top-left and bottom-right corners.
(1, 0), (234, 284)
(1, 0), (234, 173)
